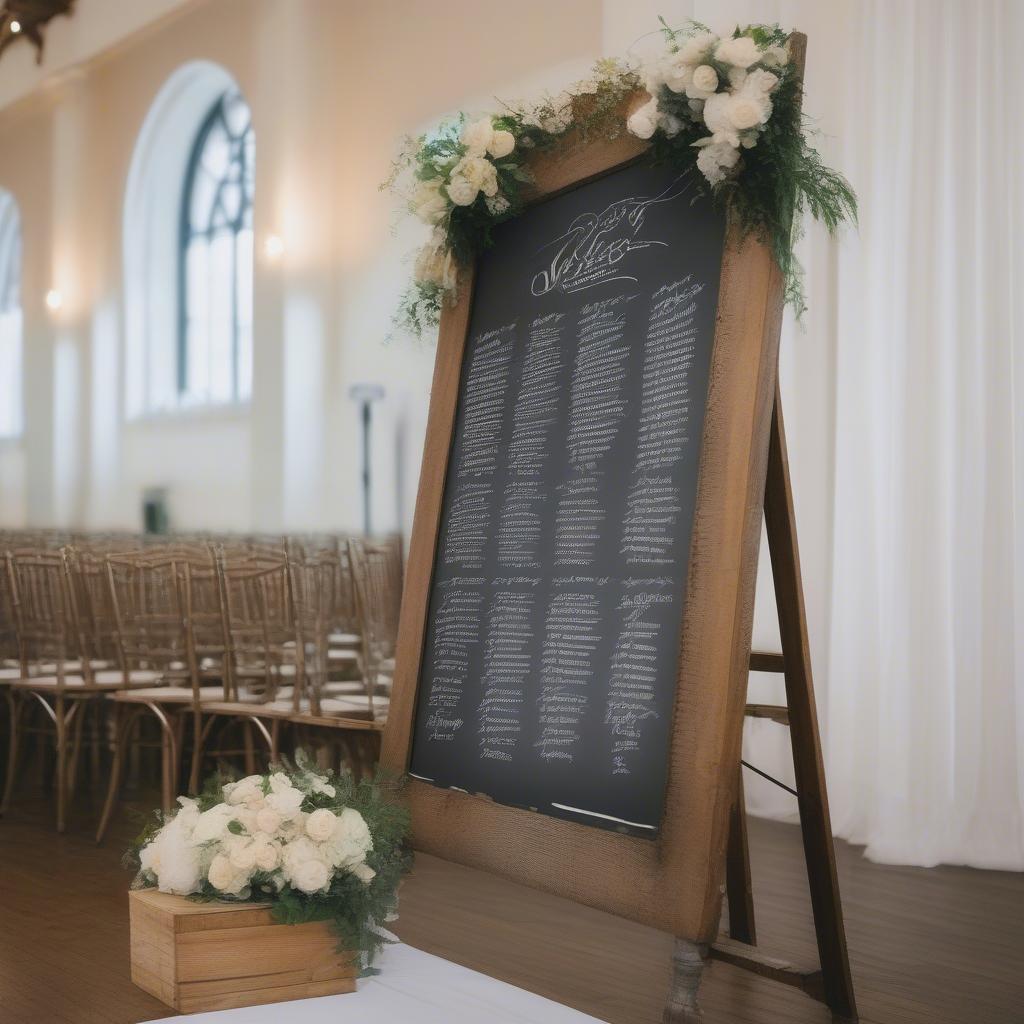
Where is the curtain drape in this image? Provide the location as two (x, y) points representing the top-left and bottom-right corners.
(608, 0), (1024, 869)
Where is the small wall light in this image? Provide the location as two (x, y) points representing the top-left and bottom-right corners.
(45, 289), (63, 311)
(264, 234), (285, 260)
(9, 19), (21, 34)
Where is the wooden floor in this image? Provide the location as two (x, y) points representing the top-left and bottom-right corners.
(1, 786), (1023, 1024)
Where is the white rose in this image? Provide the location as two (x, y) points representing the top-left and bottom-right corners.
(701, 93), (740, 145)
(254, 839), (281, 872)
(447, 176), (478, 206)
(268, 772), (293, 793)
(140, 840), (161, 876)
(193, 804), (235, 843)
(662, 56), (693, 95)
(695, 139), (740, 185)
(411, 179), (447, 225)
(487, 130), (515, 159)
(266, 785), (304, 820)
(349, 861), (376, 885)
(228, 839), (257, 871)
(762, 44), (790, 67)
(292, 858), (330, 894)
(714, 35), (762, 69)
(452, 155), (498, 197)
(325, 808), (374, 869)
(728, 96), (766, 130)
(727, 67), (748, 89)
(224, 776), (263, 806)
(744, 68), (779, 94)
(678, 30), (718, 65)
(689, 65), (718, 97)
(208, 853), (236, 891)
(307, 775), (336, 798)
(256, 807), (282, 834)
(305, 808), (338, 843)
(626, 98), (659, 140)
(460, 116), (494, 156)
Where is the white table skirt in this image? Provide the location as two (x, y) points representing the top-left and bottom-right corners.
(140, 941), (608, 1023)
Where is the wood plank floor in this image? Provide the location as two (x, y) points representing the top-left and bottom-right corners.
(1, 788), (1022, 1024)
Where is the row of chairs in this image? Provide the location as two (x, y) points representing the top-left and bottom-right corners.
(0, 532), (403, 837)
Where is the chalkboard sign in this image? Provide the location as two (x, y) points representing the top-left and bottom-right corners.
(407, 161), (726, 836)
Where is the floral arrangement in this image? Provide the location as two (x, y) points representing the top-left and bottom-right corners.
(385, 19), (855, 336)
(127, 757), (411, 973)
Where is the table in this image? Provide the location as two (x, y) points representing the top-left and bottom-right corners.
(140, 940), (608, 1023)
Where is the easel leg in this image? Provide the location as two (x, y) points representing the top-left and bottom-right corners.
(663, 939), (708, 1024)
(725, 767), (757, 945)
(764, 385), (858, 1021)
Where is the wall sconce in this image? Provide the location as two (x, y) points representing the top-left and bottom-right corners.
(45, 288), (62, 311)
(9, 19), (20, 33)
(263, 234), (285, 260)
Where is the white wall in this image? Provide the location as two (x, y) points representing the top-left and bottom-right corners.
(0, 0), (603, 535)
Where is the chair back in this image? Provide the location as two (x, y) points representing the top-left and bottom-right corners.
(5, 548), (77, 687)
(105, 552), (188, 683)
(215, 551), (297, 705)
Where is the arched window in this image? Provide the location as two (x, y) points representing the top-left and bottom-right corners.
(123, 63), (253, 417)
(179, 90), (254, 404)
(0, 191), (22, 439)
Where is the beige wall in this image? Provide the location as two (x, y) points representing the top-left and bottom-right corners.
(0, 0), (605, 534)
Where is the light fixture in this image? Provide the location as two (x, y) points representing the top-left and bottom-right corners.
(9, 19), (21, 34)
(264, 234), (285, 260)
(45, 288), (63, 311)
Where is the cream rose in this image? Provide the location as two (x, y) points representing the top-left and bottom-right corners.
(446, 176), (478, 206)
(687, 64), (718, 99)
(208, 853), (236, 891)
(265, 784), (304, 820)
(256, 807), (282, 834)
(626, 98), (659, 140)
(460, 116), (494, 155)
(228, 840), (257, 872)
(254, 840), (280, 872)
(224, 776), (263, 806)
(714, 35), (762, 69)
(411, 179), (447, 225)
(728, 97), (766, 130)
(305, 808), (338, 843)
(292, 858), (330, 894)
(452, 155), (498, 197)
(487, 130), (515, 159)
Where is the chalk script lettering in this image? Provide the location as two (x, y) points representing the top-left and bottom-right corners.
(531, 175), (692, 297)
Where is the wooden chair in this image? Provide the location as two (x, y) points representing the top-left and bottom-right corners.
(2, 549), (160, 831)
(95, 552), (211, 841)
(348, 536), (403, 722)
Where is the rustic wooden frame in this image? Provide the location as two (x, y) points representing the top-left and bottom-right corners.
(380, 45), (799, 944)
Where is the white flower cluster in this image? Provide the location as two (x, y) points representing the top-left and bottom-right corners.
(410, 115), (516, 292)
(138, 770), (374, 899)
(627, 28), (789, 186)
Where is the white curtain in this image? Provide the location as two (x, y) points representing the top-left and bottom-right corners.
(607, 0), (1024, 869)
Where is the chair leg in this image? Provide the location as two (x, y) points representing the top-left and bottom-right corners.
(188, 709), (203, 796)
(144, 702), (178, 815)
(54, 696), (68, 833)
(66, 699), (88, 801)
(96, 705), (140, 844)
(1, 690), (23, 817)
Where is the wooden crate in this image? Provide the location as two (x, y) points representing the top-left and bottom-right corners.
(129, 889), (357, 1013)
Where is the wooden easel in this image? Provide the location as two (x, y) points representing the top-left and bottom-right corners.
(707, 382), (858, 1021)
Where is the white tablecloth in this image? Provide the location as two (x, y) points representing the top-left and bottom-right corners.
(141, 941), (607, 1023)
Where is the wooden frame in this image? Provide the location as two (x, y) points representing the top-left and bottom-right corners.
(381, 65), (793, 946)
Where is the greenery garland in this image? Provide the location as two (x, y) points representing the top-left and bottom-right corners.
(384, 19), (856, 338)
(126, 754), (411, 976)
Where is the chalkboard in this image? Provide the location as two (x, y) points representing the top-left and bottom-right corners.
(407, 160), (726, 837)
